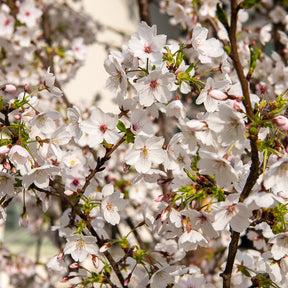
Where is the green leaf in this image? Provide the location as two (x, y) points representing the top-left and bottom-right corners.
(133, 248), (145, 264)
(247, 45), (261, 79)
(90, 272), (103, 283)
(118, 237), (129, 249)
(242, 0), (261, 9)
(237, 265), (251, 277)
(216, 3), (229, 30)
(117, 120), (127, 133)
(183, 168), (197, 182)
(124, 129), (135, 143)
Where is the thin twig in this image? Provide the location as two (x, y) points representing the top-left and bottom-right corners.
(80, 137), (125, 195)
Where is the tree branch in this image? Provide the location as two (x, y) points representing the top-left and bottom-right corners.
(220, 1), (260, 287)
(137, 0), (151, 26)
(80, 136), (125, 195)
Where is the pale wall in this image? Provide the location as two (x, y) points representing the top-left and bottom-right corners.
(64, 0), (139, 112)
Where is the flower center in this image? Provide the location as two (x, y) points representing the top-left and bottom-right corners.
(100, 124), (108, 133)
(72, 178), (80, 187)
(76, 239), (84, 248)
(132, 123), (140, 131)
(226, 204), (236, 215)
(142, 146), (148, 156)
(106, 202), (113, 210)
(144, 45), (152, 54)
(150, 80), (159, 89)
(25, 11), (31, 17)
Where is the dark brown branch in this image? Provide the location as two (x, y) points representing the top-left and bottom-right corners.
(137, 0), (152, 26)
(220, 1), (260, 287)
(228, 1), (254, 122)
(80, 137), (125, 195)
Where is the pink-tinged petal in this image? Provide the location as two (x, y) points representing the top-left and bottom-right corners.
(149, 149), (166, 164)
(102, 183), (114, 197)
(134, 135), (146, 149)
(104, 130), (120, 145)
(135, 157), (151, 173)
(104, 209), (120, 225)
(125, 150), (140, 165)
(145, 136), (164, 148)
(139, 90), (155, 107)
(72, 248), (88, 262)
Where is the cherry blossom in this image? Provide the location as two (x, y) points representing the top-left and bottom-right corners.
(1, 2), (288, 288)
(128, 21), (166, 65)
(125, 135), (166, 173)
(16, 0), (42, 28)
(63, 235), (98, 262)
(191, 25), (224, 63)
(211, 194), (252, 233)
(100, 184), (126, 225)
(80, 107), (120, 146)
(134, 67), (175, 107)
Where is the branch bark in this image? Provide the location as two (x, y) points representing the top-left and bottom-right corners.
(220, 1), (260, 287)
(137, 0), (152, 26)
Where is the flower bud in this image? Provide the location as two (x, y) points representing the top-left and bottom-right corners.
(14, 114), (21, 120)
(274, 116), (288, 131)
(154, 195), (164, 202)
(69, 262), (81, 269)
(57, 249), (65, 260)
(24, 84), (30, 92)
(3, 84), (16, 92)
(99, 243), (112, 253)
(208, 89), (228, 100)
(161, 206), (170, 222)
(64, 190), (75, 196)
(19, 212), (29, 228)
(124, 273), (132, 286)
(123, 163), (130, 172)
(186, 120), (208, 131)
(92, 255), (99, 269)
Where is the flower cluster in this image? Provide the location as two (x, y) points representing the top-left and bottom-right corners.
(2, 1), (288, 288)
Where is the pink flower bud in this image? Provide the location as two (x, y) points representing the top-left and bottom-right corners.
(154, 195), (164, 202)
(0, 145), (10, 154)
(24, 84), (30, 92)
(14, 114), (21, 120)
(3, 160), (11, 170)
(233, 100), (244, 112)
(64, 190), (75, 196)
(124, 273), (132, 286)
(4, 84), (16, 92)
(161, 206), (170, 222)
(69, 262), (81, 269)
(274, 116), (288, 131)
(57, 249), (65, 260)
(123, 163), (130, 172)
(209, 89), (228, 100)
(19, 212), (29, 228)
(60, 277), (70, 283)
(260, 84), (266, 94)
(157, 178), (169, 185)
